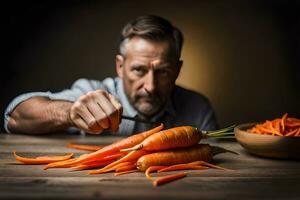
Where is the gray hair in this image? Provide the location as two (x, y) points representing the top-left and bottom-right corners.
(119, 15), (184, 59)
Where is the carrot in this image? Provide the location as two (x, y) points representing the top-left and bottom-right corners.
(122, 126), (201, 152)
(89, 150), (148, 174)
(69, 123), (163, 165)
(80, 152), (126, 165)
(115, 163), (136, 172)
(152, 172), (187, 186)
(157, 164), (208, 172)
(44, 153), (90, 170)
(71, 160), (114, 170)
(281, 113), (288, 131)
(122, 125), (235, 152)
(137, 144), (236, 171)
(67, 143), (104, 151)
(248, 114), (300, 137)
(145, 166), (166, 179)
(13, 151), (73, 165)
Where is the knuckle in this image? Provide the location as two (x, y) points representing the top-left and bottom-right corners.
(86, 91), (95, 98)
(78, 95), (88, 103)
(71, 102), (81, 111)
(96, 89), (106, 95)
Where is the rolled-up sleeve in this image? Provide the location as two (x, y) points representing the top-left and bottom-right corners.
(4, 78), (102, 133)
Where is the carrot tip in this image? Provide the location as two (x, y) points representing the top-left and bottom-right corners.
(120, 144), (142, 152)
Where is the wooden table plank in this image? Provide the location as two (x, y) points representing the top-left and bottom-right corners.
(1, 133), (300, 200)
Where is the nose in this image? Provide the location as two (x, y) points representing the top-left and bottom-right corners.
(143, 70), (155, 94)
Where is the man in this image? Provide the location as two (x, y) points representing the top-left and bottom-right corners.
(4, 15), (218, 135)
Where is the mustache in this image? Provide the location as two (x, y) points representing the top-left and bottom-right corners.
(136, 90), (159, 99)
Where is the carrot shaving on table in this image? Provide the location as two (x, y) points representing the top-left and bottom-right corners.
(12, 124), (236, 187)
(13, 151), (73, 165)
(248, 113), (300, 137)
(67, 143), (104, 151)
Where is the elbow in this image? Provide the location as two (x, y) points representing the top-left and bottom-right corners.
(6, 112), (21, 133)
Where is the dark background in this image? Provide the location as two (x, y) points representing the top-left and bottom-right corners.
(1, 0), (299, 132)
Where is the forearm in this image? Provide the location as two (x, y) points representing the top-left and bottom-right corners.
(7, 97), (73, 134)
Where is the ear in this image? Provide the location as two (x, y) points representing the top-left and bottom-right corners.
(116, 55), (124, 78)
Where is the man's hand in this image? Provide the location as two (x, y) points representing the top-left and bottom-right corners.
(69, 90), (123, 134)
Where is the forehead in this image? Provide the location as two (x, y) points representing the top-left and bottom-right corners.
(124, 37), (175, 65)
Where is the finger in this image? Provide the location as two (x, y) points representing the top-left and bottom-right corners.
(73, 103), (103, 132)
(71, 114), (103, 134)
(107, 93), (123, 132)
(94, 93), (120, 133)
(86, 101), (109, 129)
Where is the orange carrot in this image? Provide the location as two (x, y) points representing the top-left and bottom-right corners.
(122, 125), (236, 152)
(13, 151), (73, 165)
(44, 153), (90, 170)
(145, 166), (166, 179)
(122, 126), (201, 152)
(248, 114), (300, 137)
(281, 113), (288, 131)
(80, 152), (126, 165)
(70, 123), (163, 165)
(137, 144), (235, 171)
(71, 160), (114, 170)
(157, 164), (208, 172)
(67, 143), (104, 151)
(115, 163), (136, 172)
(89, 150), (148, 174)
(152, 172), (187, 186)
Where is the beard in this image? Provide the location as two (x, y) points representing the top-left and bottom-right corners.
(132, 91), (164, 117)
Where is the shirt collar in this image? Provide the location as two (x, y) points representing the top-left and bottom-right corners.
(116, 77), (176, 120)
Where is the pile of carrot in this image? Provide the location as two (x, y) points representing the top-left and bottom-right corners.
(13, 123), (236, 186)
(247, 113), (300, 137)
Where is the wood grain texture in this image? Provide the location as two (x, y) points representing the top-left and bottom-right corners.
(1, 133), (300, 200)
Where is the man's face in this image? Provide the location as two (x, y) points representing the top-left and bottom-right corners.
(116, 37), (182, 118)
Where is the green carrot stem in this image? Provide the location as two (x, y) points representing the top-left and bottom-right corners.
(207, 132), (235, 137)
(201, 124), (236, 135)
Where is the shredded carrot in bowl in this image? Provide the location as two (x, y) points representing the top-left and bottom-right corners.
(247, 113), (300, 137)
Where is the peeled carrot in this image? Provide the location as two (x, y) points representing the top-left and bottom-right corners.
(137, 144), (236, 171)
(115, 163), (136, 172)
(71, 160), (114, 171)
(89, 150), (148, 174)
(14, 151), (73, 164)
(122, 125), (235, 152)
(68, 123), (164, 165)
(122, 126), (201, 152)
(67, 143), (104, 151)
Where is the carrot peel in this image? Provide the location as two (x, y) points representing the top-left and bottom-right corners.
(152, 172), (187, 186)
(14, 151), (73, 165)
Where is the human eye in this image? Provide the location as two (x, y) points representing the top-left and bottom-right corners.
(132, 66), (147, 76)
(157, 68), (171, 77)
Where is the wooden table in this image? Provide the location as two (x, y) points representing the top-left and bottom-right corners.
(1, 133), (299, 200)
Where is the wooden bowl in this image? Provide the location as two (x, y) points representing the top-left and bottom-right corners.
(234, 123), (300, 159)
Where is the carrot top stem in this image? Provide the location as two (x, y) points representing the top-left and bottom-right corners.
(211, 146), (238, 155)
(203, 124), (236, 135)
